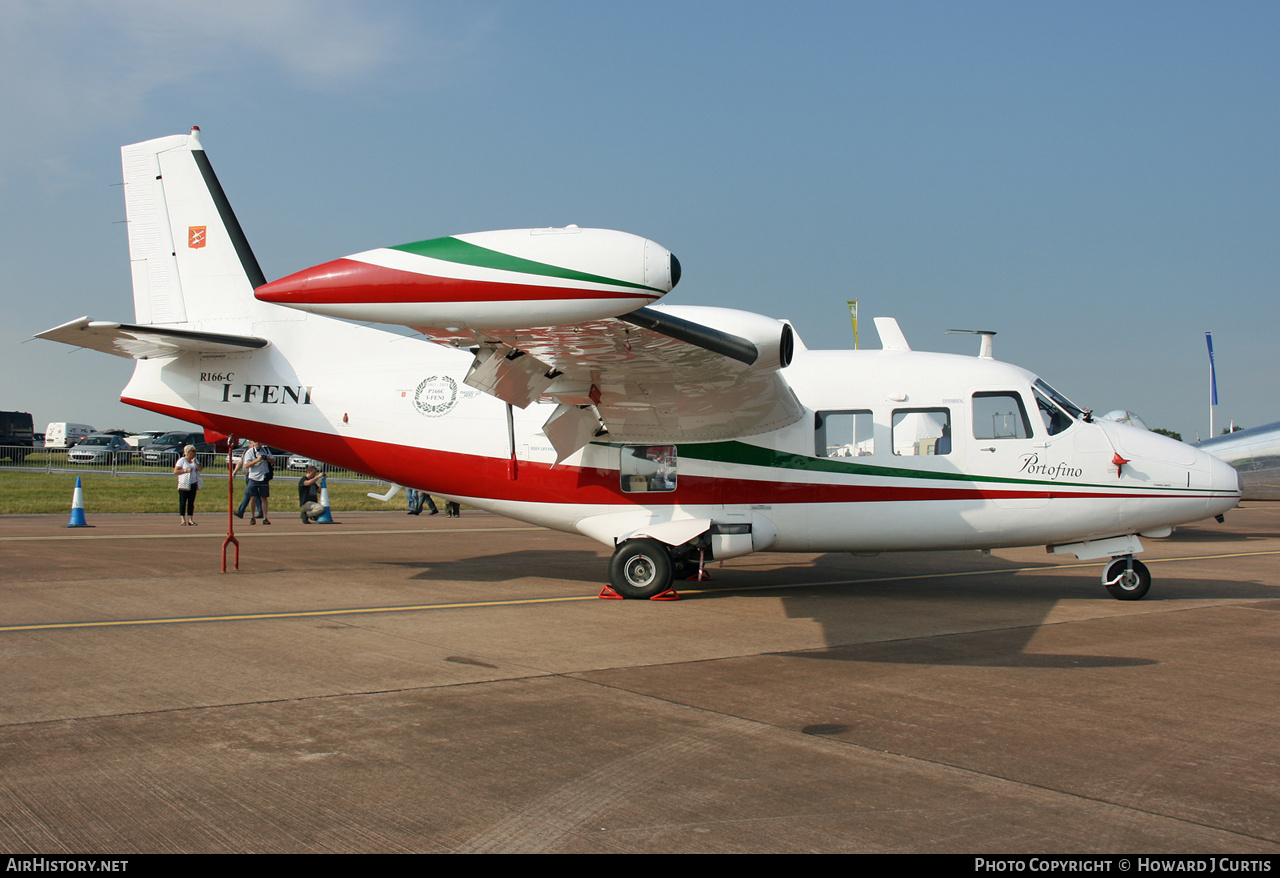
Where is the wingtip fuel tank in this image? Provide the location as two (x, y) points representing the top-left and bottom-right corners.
(255, 226), (679, 331)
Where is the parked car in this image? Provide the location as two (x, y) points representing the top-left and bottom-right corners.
(67, 434), (133, 465)
(141, 432), (225, 466)
(287, 454), (328, 472)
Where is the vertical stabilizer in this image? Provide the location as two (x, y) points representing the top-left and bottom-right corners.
(121, 127), (267, 327)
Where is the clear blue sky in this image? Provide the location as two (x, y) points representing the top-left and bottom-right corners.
(5, 0), (1277, 441)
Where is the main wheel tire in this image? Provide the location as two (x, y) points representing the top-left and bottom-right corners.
(609, 539), (674, 599)
(1103, 557), (1151, 601)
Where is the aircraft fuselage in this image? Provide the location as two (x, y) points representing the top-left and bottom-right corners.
(121, 315), (1239, 561)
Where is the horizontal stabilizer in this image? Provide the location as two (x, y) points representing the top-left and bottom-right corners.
(35, 317), (267, 359)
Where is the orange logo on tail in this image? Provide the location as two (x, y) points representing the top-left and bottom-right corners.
(188, 226), (207, 249)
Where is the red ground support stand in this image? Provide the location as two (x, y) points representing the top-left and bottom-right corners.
(598, 585), (625, 599)
(684, 547), (712, 581)
(220, 436), (240, 572)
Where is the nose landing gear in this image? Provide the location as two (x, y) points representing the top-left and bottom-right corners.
(1103, 555), (1150, 601)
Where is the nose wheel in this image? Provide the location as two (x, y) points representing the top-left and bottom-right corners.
(1103, 556), (1150, 601)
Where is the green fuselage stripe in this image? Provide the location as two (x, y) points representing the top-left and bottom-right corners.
(624, 440), (1226, 495)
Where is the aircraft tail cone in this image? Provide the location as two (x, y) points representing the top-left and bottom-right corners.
(66, 476), (93, 528)
(314, 474), (336, 524)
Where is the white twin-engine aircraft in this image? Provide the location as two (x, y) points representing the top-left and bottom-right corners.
(39, 129), (1240, 600)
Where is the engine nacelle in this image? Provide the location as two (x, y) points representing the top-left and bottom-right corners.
(255, 226), (680, 331)
(638, 305), (795, 372)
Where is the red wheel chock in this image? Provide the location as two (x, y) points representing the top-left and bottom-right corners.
(597, 585), (682, 600)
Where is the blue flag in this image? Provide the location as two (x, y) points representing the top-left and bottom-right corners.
(1206, 332), (1218, 406)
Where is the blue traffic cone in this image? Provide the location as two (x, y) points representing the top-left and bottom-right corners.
(314, 474), (335, 524)
(66, 476), (92, 528)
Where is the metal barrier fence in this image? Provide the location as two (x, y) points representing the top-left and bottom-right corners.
(0, 446), (386, 485)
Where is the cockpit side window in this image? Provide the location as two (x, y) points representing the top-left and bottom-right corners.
(972, 392), (1033, 440)
(1032, 380), (1080, 436)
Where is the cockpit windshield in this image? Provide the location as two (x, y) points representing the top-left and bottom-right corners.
(1033, 379), (1088, 436)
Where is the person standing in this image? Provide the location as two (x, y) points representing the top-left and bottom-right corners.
(174, 444), (203, 526)
(407, 487), (439, 516)
(233, 440), (274, 524)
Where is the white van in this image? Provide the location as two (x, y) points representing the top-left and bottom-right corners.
(44, 422), (96, 448)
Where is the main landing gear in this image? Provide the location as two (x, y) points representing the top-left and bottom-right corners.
(1102, 555), (1151, 601)
(608, 538), (675, 599)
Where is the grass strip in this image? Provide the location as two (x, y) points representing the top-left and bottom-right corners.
(0, 470), (416, 515)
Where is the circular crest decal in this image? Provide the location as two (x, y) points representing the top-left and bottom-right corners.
(414, 375), (459, 417)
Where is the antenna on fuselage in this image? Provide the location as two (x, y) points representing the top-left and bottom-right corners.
(947, 329), (996, 359)
(873, 317), (910, 351)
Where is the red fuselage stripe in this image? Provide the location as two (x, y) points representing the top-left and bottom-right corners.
(126, 398), (1218, 507)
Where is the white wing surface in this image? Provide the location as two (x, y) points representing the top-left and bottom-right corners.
(420, 304), (803, 459)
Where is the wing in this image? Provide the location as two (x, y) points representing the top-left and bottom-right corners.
(35, 317), (267, 359)
(419, 304), (803, 461)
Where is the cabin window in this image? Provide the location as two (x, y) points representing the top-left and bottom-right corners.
(620, 445), (677, 493)
(892, 408), (951, 456)
(972, 392), (1033, 440)
(814, 410), (875, 458)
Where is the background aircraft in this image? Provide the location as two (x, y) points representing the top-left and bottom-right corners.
(1198, 423), (1280, 500)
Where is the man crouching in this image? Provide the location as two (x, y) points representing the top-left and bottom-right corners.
(299, 465), (324, 523)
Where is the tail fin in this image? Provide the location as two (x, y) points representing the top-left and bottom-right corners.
(122, 127), (268, 327)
